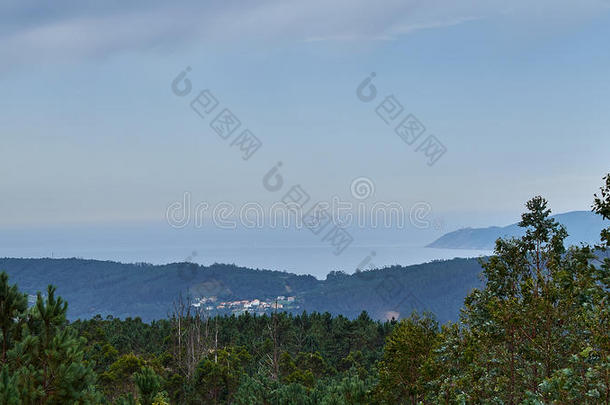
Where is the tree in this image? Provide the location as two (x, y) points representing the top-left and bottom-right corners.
(420, 175), (610, 403)
(0, 275), (101, 404)
(450, 196), (578, 402)
(376, 312), (438, 404)
(0, 365), (20, 405)
(0, 272), (27, 364)
(188, 345), (251, 404)
(101, 353), (145, 400)
(134, 367), (162, 405)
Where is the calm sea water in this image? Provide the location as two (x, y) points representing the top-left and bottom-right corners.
(0, 223), (491, 279)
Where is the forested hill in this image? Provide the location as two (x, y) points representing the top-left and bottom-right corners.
(0, 256), (484, 323)
(427, 210), (607, 249)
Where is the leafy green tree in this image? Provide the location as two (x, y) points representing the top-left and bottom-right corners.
(188, 345), (251, 404)
(419, 176), (610, 403)
(449, 196), (578, 402)
(151, 391), (170, 405)
(588, 173), (610, 403)
(376, 312), (438, 404)
(114, 393), (137, 405)
(101, 353), (145, 400)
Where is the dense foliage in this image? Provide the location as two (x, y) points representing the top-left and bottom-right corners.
(0, 275), (100, 403)
(373, 175), (610, 404)
(0, 174), (609, 404)
(21, 305), (394, 404)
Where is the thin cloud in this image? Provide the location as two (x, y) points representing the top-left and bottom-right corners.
(0, 0), (608, 68)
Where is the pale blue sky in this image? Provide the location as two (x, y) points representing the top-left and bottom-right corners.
(1, 0), (609, 230)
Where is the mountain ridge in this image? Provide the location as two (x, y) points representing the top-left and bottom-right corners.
(427, 210), (607, 250)
(0, 256), (486, 324)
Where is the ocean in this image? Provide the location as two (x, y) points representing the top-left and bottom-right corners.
(0, 222), (491, 279)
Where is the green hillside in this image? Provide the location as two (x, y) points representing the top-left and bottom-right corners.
(0, 256), (484, 324)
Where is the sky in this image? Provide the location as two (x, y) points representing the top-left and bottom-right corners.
(1, 0), (609, 232)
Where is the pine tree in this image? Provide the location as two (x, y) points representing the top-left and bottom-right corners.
(0, 365), (20, 404)
(0, 274), (101, 404)
(134, 367), (162, 405)
(0, 272), (27, 364)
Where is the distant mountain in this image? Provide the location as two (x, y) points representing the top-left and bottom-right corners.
(0, 256), (486, 324)
(427, 211), (607, 250)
